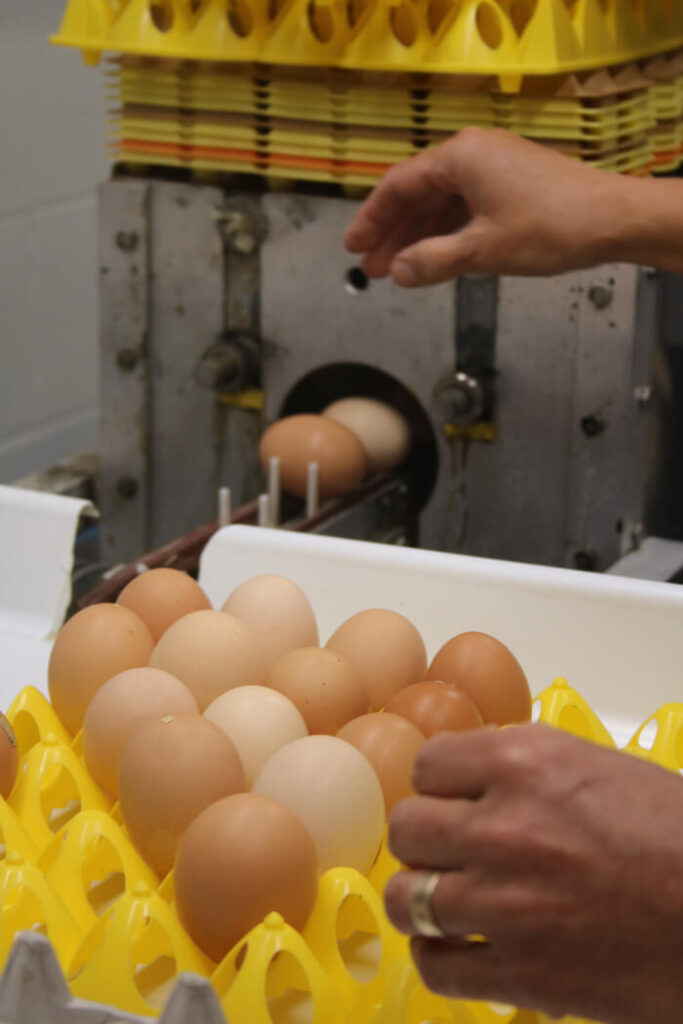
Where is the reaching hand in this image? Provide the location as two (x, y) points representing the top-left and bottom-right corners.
(344, 128), (633, 286)
(386, 724), (683, 1024)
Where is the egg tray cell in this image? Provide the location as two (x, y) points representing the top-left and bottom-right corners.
(0, 678), (682, 1024)
(53, 0), (683, 84)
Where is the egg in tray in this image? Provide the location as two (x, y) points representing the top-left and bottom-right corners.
(0, 558), (681, 1024)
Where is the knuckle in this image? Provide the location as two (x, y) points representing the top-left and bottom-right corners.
(474, 811), (527, 857)
(454, 125), (488, 150)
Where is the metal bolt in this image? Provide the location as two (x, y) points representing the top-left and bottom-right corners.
(116, 476), (138, 500)
(115, 231), (140, 253)
(588, 285), (613, 310)
(580, 414), (606, 438)
(634, 384), (652, 407)
(217, 210), (257, 255)
(574, 547), (599, 572)
(116, 348), (140, 372)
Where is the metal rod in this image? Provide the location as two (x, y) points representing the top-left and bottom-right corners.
(306, 462), (320, 519)
(217, 487), (232, 529)
(257, 493), (271, 527)
(267, 457), (281, 527)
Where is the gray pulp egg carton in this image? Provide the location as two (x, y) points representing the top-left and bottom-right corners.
(0, 933), (228, 1024)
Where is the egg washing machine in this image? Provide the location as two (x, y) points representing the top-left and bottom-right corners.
(96, 175), (667, 576)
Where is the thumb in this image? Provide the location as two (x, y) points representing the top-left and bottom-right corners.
(390, 222), (488, 287)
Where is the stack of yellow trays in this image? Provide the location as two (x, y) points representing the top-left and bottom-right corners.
(108, 56), (670, 185)
(55, 0), (683, 190)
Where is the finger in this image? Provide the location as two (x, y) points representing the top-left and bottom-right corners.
(388, 794), (476, 868)
(411, 935), (514, 1003)
(391, 221), (488, 287)
(412, 728), (502, 799)
(344, 150), (442, 254)
(362, 196), (470, 279)
(384, 869), (486, 938)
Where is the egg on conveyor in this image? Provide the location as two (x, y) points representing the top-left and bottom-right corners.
(322, 397), (411, 474)
(259, 414), (368, 499)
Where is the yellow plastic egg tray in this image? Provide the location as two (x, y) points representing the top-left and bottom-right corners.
(1, 679), (682, 1024)
(101, 50), (683, 185)
(54, 0), (683, 83)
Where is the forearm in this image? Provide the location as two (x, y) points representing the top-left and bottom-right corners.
(598, 174), (683, 274)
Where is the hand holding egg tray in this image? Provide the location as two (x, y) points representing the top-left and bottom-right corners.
(1, 527), (683, 1023)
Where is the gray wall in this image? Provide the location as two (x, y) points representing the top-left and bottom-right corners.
(0, 1), (107, 481)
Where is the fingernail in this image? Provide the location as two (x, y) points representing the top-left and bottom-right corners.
(392, 259), (418, 288)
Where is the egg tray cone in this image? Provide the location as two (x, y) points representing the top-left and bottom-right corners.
(0, 681), (681, 1023)
(53, 0), (683, 82)
(101, 53), (683, 183)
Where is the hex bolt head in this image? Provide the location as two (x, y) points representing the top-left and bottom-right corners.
(580, 414), (606, 438)
(634, 384), (652, 407)
(588, 285), (613, 310)
(115, 231), (140, 253)
(116, 476), (138, 500)
(116, 348), (140, 372)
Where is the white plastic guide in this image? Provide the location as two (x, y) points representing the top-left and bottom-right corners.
(0, 486), (94, 706)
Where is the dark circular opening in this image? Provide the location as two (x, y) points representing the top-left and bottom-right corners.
(345, 266), (370, 294)
(279, 362), (439, 512)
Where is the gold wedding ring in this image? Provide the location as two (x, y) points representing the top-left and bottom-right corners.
(408, 871), (447, 939)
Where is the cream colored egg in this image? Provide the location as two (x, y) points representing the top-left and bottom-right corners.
(221, 575), (318, 672)
(204, 686), (308, 787)
(148, 610), (265, 711)
(253, 735), (385, 874)
(322, 397), (411, 473)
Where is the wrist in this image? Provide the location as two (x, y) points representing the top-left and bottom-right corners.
(583, 171), (645, 267)
(590, 172), (683, 273)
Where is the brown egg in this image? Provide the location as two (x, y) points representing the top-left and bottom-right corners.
(174, 793), (318, 961)
(386, 681), (484, 738)
(48, 604), (155, 735)
(222, 575), (319, 672)
(148, 610), (265, 711)
(0, 713), (18, 799)
(118, 714), (245, 876)
(259, 414), (368, 500)
(82, 668), (199, 798)
(117, 568), (211, 641)
(427, 632), (532, 726)
(266, 647), (368, 734)
(326, 609), (427, 711)
(337, 712), (424, 813)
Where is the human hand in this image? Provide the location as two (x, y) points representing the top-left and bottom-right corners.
(344, 128), (629, 286)
(385, 724), (683, 1024)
